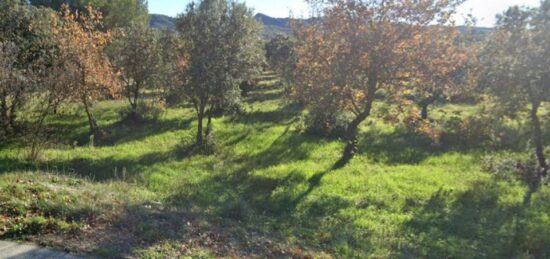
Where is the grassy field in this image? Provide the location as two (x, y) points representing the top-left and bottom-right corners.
(1, 73), (549, 258)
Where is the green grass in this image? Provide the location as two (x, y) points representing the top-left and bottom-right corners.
(1, 75), (549, 258)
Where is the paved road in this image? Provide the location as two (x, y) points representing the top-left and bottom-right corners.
(0, 241), (82, 259)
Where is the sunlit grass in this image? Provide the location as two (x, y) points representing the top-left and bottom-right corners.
(0, 76), (549, 258)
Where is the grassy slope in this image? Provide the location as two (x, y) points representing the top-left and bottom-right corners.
(1, 74), (549, 258)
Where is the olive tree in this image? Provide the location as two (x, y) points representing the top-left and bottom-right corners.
(0, 0), (59, 137)
(265, 35), (296, 84)
(30, 0), (149, 28)
(480, 3), (550, 181)
(109, 23), (162, 118)
(176, 0), (264, 146)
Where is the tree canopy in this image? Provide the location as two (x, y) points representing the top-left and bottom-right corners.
(30, 0), (149, 28)
(176, 0), (264, 146)
(480, 1), (550, 182)
(293, 0), (468, 165)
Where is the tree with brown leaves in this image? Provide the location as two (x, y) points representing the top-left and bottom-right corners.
(51, 6), (120, 137)
(293, 0), (468, 166)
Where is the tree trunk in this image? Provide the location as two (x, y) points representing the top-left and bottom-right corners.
(82, 98), (99, 136)
(132, 83), (140, 112)
(205, 107), (214, 138)
(8, 90), (20, 128)
(337, 75), (377, 167)
(530, 101), (547, 179)
(419, 95), (436, 120)
(0, 92), (10, 135)
(196, 111), (204, 145)
(127, 83), (140, 113)
(421, 104), (429, 120)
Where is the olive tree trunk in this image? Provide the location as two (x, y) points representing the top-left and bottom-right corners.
(82, 97), (99, 136)
(337, 75), (378, 167)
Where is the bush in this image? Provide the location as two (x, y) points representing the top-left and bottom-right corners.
(119, 100), (166, 124)
(482, 153), (538, 182)
(303, 110), (352, 139)
(240, 80), (256, 97)
(439, 113), (527, 150)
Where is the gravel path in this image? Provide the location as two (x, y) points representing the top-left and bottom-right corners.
(0, 241), (82, 259)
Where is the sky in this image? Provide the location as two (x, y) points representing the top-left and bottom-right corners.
(148, 0), (540, 27)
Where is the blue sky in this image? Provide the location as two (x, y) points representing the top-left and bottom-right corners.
(148, 0), (540, 27)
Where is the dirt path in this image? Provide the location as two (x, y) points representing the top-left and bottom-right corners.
(0, 241), (82, 259)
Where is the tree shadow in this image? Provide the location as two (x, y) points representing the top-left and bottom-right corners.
(98, 118), (193, 147)
(162, 164), (362, 256)
(245, 89), (284, 103)
(0, 147), (184, 181)
(356, 128), (439, 165)
(402, 180), (550, 258)
(231, 102), (303, 125)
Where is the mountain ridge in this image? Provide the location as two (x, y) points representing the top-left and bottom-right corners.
(149, 13), (492, 40)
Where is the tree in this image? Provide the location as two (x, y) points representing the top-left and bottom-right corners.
(109, 23), (162, 118)
(51, 6), (120, 136)
(30, 0), (149, 28)
(410, 27), (479, 120)
(0, 0), (58, 137)
(0, 42), (23, 138)
(176, 0), (264, 146)
(480, 3), (550, 182)
(265, 35), (296, 84)
(293, 0), (467, 165)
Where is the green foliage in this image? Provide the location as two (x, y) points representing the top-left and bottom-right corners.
(175, 0), (264, 144)
(30, 0), (149, 28)
(302, 110), (351, 139)
(0, 0), (59, 140)
(265, 35), (295, 83)
(118, 99), (167, 123)
(480, 2), (550, 178)
(439, 110), (528, 150)
(482, 153), (540, 182)
(109, 22), (163, 115)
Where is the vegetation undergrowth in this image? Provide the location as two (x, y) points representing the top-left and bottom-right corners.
(1, 74), (549, 258)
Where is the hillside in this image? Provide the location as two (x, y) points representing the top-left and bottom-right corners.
(150, 13), (492, 40)
(148, 13), (310, 38)
(149, 14), (176, 31)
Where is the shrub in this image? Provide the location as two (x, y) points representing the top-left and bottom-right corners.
(303, 110), (352, 139)
(239, 80), (256, 97)
(439, 113), (527, 150)
(482, 153), (538, 182)
(119, 99), (166, 124)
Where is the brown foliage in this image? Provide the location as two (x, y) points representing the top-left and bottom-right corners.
(293, 0), (469, 164)
(49, 5), (120, 136)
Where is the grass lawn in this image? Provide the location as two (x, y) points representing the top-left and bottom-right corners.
(1, 73), (549, 258)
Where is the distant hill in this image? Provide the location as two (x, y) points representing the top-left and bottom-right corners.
(149, 13), (492, 41)
(148, 13), (297, 38)
(150, 14), (176, 31)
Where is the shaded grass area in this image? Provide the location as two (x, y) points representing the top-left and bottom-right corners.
(1, 76), (549, 258)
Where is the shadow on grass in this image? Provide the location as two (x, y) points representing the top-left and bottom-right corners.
(0, 147), (184, 181)
(98, 118), (194, 147)
(403, 181), (550, 258)
(232, 102), (303, 125)
(245, 89), (284, 103)
(357, 128), (437, 165)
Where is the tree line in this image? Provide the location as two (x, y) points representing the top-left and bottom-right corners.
(0, 0), (548, 185)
